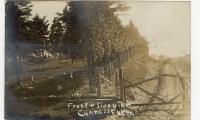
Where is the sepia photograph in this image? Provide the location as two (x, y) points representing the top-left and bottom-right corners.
(5, 0), (190, 120)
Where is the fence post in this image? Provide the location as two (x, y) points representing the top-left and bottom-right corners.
(97, 72), (101, 97)
(116, 70), (118, 99)
(108, 63), (112, 81)
(119, 68), (125, 102)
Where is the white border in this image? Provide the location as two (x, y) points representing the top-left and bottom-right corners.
(191, 0), (200, 120)
(0, 0), (5, 120)
(1, 0), (200, 120)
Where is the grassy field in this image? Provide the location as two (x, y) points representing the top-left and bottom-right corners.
(5, 58), (89, 118)
(5, 55), (190, 120)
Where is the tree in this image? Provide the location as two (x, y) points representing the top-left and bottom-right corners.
(5, 1), (32, 85)
(26, 14), (49, 56)
(49, 17), (64, 58)
(5, 1), (33, 57)
(125, 21), (149, 80)
(57, 1), (150, 93)
(58, 1), (131, 93)
(60, 2), (129, 64)
(57, 2), (83, 63)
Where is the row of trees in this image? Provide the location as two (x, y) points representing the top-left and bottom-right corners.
(5, 1), (149, 85)
(48, 2), (149, 64)
(6, 1), (49, 58)
(5, 1), (50, 85)
(48, 1), (149, 93)
(6, 1), (148, 62)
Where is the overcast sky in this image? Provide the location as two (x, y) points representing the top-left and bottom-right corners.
(31, 1), (190, 58)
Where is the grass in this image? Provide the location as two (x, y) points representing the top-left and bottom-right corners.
(5, 56), (191, 119)
(6, 58), (86, 107)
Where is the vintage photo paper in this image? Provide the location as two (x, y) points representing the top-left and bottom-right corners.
(5, 0), (190, 120)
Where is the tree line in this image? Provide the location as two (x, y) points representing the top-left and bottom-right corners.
(5, 1), (149, 85)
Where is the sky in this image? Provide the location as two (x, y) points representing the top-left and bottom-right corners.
(31, 1), (190, 58)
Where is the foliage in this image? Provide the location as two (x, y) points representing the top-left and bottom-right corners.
(49, 17), (64, 57)
(26, 14), (49, 43)
(5, 1), (32, 57)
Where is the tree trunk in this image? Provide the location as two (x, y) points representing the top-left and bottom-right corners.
(14, 55), (22, 86)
